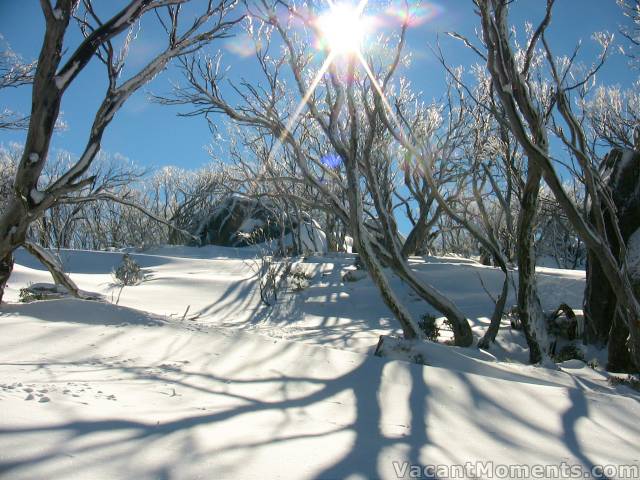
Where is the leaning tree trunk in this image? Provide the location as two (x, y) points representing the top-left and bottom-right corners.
(478, 272), (510, 349)
(584, 148), (640, 372)
(23, 241), (81, 297)
(343, 156), (423, 340)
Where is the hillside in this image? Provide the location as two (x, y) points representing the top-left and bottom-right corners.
(1, 247), (638, 479)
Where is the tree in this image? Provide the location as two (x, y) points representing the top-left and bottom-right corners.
(0, 0), (241, 303)
(156, 0), (475, 345)
(618, 0), (640, 67)
(473, 0), (640, 370)
(0, 36), (36, 130)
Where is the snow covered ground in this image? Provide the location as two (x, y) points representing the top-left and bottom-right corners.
(0, 246), (638, 479)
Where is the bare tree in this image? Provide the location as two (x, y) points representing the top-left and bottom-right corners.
(155, 0), (477, 345)
(473, 0), (640, 370)
(0, 0), (241, 303)
(584, 82), (640, 150)
(618, 0), (640, 67)
(0, 36), (37, 130)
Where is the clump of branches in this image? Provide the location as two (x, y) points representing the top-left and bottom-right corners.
(113, 253), (144, 287)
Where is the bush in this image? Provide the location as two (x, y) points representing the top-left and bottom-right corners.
(418, 314), (440, 342)
(608, 375), (640, 392)
(113, 254), (144, 286)
(553, 344), (584, 363)
(290, 264), (312, 292)
(19, 283), (68, 303)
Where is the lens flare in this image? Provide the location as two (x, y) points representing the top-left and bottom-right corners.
(321, 153), (343, 169)
(385, 1), (444, 27)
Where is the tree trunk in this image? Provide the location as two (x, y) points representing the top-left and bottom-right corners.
(344, 158), (422, 340)
(23, 241), (81, 297)
(584, 252), (617, 345)
(478, 273), (510, 349)
(402, 212), (428, 258)
(584, 148), (640, 371)
(608, 310), (633, 372)
(0, 252), (14, 303)
(516, 166), (545, 364)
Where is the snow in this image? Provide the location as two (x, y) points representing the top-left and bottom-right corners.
(54, 61), (79, 90)
(626, 227), (640, 281)
(611, 149), (636, 192)
(28, 153), (39, 164)
(1, 246), (638, 479)
(29, 189), (45, 204)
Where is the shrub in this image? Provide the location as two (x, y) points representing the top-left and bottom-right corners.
(113, 254), (144, 286)
(19, 283), (67, 303)
(419, 314), (440, 342)
(290, 264), (312, 292)
(553, 344), (584, 363)
(608, 375), (640, 392)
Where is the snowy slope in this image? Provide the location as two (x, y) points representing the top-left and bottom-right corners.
(1, 247), (638, 479)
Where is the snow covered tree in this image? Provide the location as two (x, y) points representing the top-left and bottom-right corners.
(156, 0), (475, 345)
(473, 0), (640, 370)
(0, 0), (240, 303)
(0, 37), (36, 131)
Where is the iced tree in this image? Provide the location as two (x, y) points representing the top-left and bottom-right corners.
(155, 0), (476, 344)
(471, 0), (640, 370)
(0, 0), (241, 303)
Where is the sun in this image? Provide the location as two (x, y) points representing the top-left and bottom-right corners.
(316, 2), (368, 56)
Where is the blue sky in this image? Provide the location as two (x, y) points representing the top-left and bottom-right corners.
(0, 0), (636, 174)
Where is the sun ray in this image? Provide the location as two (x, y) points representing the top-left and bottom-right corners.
(355, 0), (370, 15)
(267, 51), (336, 164)
(355, 49), (406, 140)
(266, 0), (372, 166)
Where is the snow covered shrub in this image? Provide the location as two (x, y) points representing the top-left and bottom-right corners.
(19, 283), (69, 303)
(19, 286), (48, 303)
(113, 254), (144, 286)
(342, 269), (367, 282)
(553, 344), (584, 363)
(418, 314), (440, 342)
(258, 255), (291, 306)
(608, 375), (640, 392)
(290, 265), (312, 292)
(547, 304), (579, 340)
(374, 335), (428, 365)
(507, 305), (522, 330)
(587, 358), (599, 370)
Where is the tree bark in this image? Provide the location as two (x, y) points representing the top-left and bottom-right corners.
(0, 251), (13, 303)
(515, 166), (545, 363)
(584, 148), (640, 371)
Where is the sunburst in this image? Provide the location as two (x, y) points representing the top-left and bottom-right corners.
(270, 0), (407, 164)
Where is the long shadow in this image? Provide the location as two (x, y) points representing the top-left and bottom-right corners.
(0, 353), (440, 479)
(313, 361), (438, 480)
(408, 366), (432, 478)
(310, 359), (387, 480)
(0, 299), (165, 327)
(562, 386), (610, 480)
